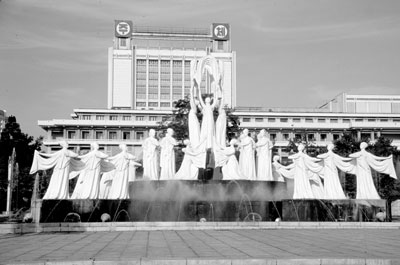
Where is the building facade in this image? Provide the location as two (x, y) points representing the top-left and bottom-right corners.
(108, 21), (236, 110)
(38, 21), (400, 160)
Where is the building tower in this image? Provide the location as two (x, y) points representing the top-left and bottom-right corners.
(108, 21), (237, 110)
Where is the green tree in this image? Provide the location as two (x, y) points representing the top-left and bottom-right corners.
(0, 116), (42, 211)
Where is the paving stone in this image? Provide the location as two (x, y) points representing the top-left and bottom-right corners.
(94, 261), (140, 265)
(140, 259), (186, 265)
(277, 259), (321, 265)
(231, 259), (277, 265)
(186, 259), (232, 265)
(321, 259), (366, 265)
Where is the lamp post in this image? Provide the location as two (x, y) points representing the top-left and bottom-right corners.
(6, 148), (16, 216)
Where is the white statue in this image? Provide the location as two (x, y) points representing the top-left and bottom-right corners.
(215, 97), (226, 147)
(70, 142), (111, 200)
(256, 129), (274, 181)
(159, 128), (178, 180)
(191, 56), (224, 100)
(214, 96), (228, 168)
(142, 129), (160, 180)
(271, 155), (287, 182)
(198, 93), (216, 149)
(99, 173), (113, 199)
(317, 143), (355, 200)
(287, 143), (324, 199)
(107, 144), (138, 200)
(128, 159), (142, 182)
(29, 141), (83, 200)
(215, 139), (245, 180)
(174, 139), (205, 180)
(349, 142), (397, 200)
(238, 129), (256, 180)
(188, 85), (201, 146)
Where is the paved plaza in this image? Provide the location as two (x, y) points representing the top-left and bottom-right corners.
(1, 228), (400, 264)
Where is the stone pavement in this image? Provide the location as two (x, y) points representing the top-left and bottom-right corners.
(1, 229), (400, 264)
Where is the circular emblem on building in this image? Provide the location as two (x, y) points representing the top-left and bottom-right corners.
(116, 22), (131, 37)
(214, 25), (228, 39)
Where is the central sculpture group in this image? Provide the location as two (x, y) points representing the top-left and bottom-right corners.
(30, 55), (397, 204)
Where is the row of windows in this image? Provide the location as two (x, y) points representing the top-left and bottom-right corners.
(241, 117), (400, 123)
(251, 131), (378, 142)
(79, 115), (161, 121)
(66, 130), (145, 140)
(135, 102), (171, 108)
(266, 132), (341, 141)
(56, 129), (379, 143)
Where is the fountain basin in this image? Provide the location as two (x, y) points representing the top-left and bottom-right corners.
(39, 180), (386, 222)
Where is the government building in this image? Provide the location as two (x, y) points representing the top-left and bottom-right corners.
(38, 21), (400, 160)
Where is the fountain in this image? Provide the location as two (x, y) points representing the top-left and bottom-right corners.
(34, 55), (390, 223)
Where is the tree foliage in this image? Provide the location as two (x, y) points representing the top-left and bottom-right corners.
(287, 133), (327, 158)
(0, 116), (42, 211)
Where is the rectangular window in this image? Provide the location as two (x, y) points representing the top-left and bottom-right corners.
(267, 118), (275, 122)
(136, 116), (144, 121)
(122, 131), (130, 140)
(148, 102), (158, 107)
(355, 118), (363, 122)
(255, 118), (263, 122)
(317, 118), (325, 123)
(292, 118), (301, 123)
(368, 119), (376, 122)
(283, 133), (290, 140)
(343, 119), (350, 123)
(82, 115), (91, 120)
(149, 116), (158, 121)
(305, 118), (313, 123)
(242, 117), (251, 122)
(333, 134), (340, 140)
(120, 38), (126, 47)
(108, 131), (117, 140)
(330, 119), (338, 123)
(136, 131), (144, 140)
(95, 131), (104, 139)
(136, 59), (147, 102)
(270, 133), (276, 140)
(320, 133), (327, 141)
(96, 115), (104, 120)
(122, 115), (131, 121)
(380, 119), (388, 122)
(136, 102), (146, 107)
(160, 102), (170, 108)
(109, 115), (118, 121)
(295, 134), (302, 140)
(81, 131), (90, 139)
(308, 134), (314, 141)
(280, 118), (288, 122)
(217, 40), (224, 50)
(67, 131), (76, 139)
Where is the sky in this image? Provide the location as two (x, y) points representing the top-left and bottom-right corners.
(1, 0), (400, 138)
